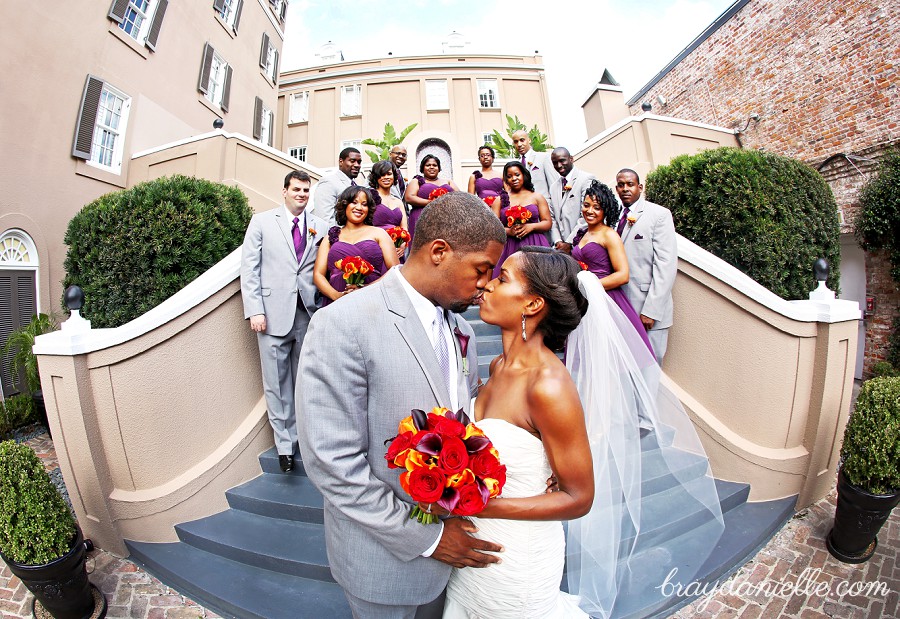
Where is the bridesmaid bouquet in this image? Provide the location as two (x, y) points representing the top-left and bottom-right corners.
(505, 205), (533, 227)
(334, 255), (374, 287)
(428, 187), (449, 201)
(386, 226), (411, 248)
(385, 407), (507, 524)
(483, 196), (497, 207)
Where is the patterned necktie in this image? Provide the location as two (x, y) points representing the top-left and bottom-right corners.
(350, 178), (358, 187)
(560, 177), (568, 192)
(292, 216), (306, 261)
(616, 206), (630, 236)
(432, 306), (451, 396)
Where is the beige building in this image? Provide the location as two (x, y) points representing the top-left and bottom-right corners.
(277, 52), (554, 181)
(0, 0), (288, 397)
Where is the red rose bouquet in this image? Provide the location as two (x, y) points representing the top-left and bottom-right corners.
(428, 187), (449, 201)
(578, 261), (589, 271)
(334, 255), (374, 287)
(483, 195), (497, 207)
(386, 226), (411, 248)
(505, 205), (533, 227)
(385, 407), (506, 524)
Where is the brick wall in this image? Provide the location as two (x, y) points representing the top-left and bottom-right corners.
(628, 0), (900, 375)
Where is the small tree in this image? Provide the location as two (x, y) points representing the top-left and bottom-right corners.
(646, 147), (841, 299)
(856, 149), (900, 283)
(488, 114), (552, 158)
(361, 123), (418, 163)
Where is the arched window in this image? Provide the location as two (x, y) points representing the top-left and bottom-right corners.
(415, 138), (453, 181)
(0, 229), (40, 397)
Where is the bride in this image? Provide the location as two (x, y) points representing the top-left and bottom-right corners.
(442, 246), (724, 618)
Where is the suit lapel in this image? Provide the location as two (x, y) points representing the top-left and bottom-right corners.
(299, 213), (323, 264)
(275, 208), (299, 260)
(446, 313), (470, 414)
(621, 199), (646, 244)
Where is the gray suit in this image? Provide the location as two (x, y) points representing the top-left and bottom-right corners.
(313, 169), (358, 225)
(296, 268), (480, 610)
(548, 167), (595, 244)
(240, 206), (326, 455)
(620, 196), (677, 363)
(521, 148), (557, 203)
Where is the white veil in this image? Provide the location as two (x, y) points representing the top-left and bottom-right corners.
(565, 271), (725, 618)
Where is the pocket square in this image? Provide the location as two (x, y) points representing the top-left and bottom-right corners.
(634, 234), (644, 240)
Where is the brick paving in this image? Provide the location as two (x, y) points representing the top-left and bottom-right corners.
(2, 430), (897, 619)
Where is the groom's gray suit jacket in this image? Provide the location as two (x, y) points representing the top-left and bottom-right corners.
(296, 268), (480, 605)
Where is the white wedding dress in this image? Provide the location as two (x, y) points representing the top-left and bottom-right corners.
(443, 417), (588, 619)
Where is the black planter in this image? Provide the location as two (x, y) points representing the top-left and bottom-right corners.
(826, 469), (900, 564)
(1, 526), (98, 619)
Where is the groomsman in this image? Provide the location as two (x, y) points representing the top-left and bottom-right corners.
(313, 147), (362, 225)
(241, 170), (326, 472)
(512, 129), (557, 203)
(548, 147), (595, 253)
(616, 168), (677, 364)
(389, 146), (408, 205)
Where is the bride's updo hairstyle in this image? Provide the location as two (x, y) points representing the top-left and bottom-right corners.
(517, 247), (588, 351)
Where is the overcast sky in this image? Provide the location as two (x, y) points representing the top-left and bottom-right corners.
(281, 0), (737, 147)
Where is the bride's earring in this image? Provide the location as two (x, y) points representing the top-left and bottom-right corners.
(521, 313), (527, 342)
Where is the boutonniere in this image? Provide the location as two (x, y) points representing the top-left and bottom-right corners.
(563, 184), (572, 192)
(526, 161), (533, 168)
(626, 214), (637, 226)
(308, 226), (318, 237)
(453, 326), (470, 376)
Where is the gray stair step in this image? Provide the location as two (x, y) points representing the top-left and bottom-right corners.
(227, 473), (324, 524)
(476, 334), (503, 357)
(469, 318), (499, 337)
(259, 447), (308, 476)
(127, 540), (350, 619)
(175, 510), (334, 582)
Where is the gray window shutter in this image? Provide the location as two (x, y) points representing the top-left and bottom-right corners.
(72, 75), (104, 159)
(108, 0), (129, 24)
(272, 49), (279, 84)
(279, 0), (286, 23)
(253, 97), (263, 140)
(221, 65), (233, 112)
(198, 43), (214, 94)
(0, 270), (37, 397)
(267, 110), (274, 146)
(231, 0), (243, 32)
(145, 0), (168, 51)
(259, 33), (269, 69)
(213, 0), (226, 12)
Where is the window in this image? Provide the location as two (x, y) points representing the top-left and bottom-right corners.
(260, 33), (279, 84)
(289, 91), (309, 123)
(340, 85), (361, 117)
(477, 79), (499, 109)
(72, 76), (132, 174)
(0, 230), (39, 397)
(268, 0), (287, 24)
(340, 139), (362, 149)
(214, 0), (243, 33)
(481, 132), (494, 147)
(426, 80), (449, 110)
(108, 0), (168, 50)
(198, 43), (232, 111)
(253, 97), (274, 147)
(289, 146), (307, 162)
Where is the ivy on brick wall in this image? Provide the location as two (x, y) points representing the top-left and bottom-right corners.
(646, 147), (841, 300)
(63, 175), (253, 328)
(857, 149), (900, 284)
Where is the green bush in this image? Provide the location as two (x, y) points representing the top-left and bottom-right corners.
(0, 395), (37, 437)
(872, 361), (899, 379)
(63, 175), (252, 328)
(840, 377), (900, 495)
(0, 441), (76, 565)
(645, 147), (840, 299)
(856, 149), (900, 283)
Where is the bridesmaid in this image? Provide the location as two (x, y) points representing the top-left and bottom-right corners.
(368, 160), (408, 262)
(570, 180), (654, 354)
(491, 161), (551, 278)
(405, 154), (459, 239)
(313, 186), (398, 305)
(467, 145), (504, 206)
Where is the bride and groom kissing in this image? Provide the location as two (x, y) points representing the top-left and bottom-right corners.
(296, 192), (723, 618)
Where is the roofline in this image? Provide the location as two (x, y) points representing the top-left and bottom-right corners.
(626, 0), (751, 106)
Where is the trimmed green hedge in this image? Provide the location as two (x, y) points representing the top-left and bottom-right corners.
(857, 149), (900, 283)
(0, 394), (36, 439)
(63, 175), (252, 328)
(646, 147), (840, 299)
(840, 376), (900, 495)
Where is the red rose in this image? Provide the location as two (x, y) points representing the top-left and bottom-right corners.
(385, 431), (414, 469)
(438, 436), (469, 475)
(434, 416), (466, 439)
(469, 450), (501, 477)
(452, 481), (488, 516)
(407, 466), (446, 503)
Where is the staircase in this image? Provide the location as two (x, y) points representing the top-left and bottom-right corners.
(127, 307), (795, 619)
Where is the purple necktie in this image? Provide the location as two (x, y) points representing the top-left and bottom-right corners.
(397, 175), (405, 193)
(616, 206), (630, 236)
(560, 177), (568, 190)
(520, 154), (526, 164)
(292, 216), (306, 261)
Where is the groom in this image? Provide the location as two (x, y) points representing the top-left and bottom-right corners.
(296, 192), (506, 618)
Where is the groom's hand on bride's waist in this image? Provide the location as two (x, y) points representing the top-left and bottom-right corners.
(431, 518), (503, 569)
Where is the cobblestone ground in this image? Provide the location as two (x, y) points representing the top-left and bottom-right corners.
(2, 430), (897, 619)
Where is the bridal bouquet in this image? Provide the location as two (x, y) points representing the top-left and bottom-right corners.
(428, 187), (449, 201)
(386, 226), (411, 248)
(334, 255), (374, 287)
(505, 205), (533, 227)
(385, 407), (506, 524)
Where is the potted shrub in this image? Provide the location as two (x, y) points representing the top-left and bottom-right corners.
(0, 440), (105, 618)
(826, 376), (900, 563)
(1, 313), (58, 432)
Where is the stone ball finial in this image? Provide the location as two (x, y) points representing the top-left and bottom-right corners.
(813, 258), (829, 282)
(641, 101), (652, 112)
(213, 118), (224, 129)
(64, 285), (85, 311)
